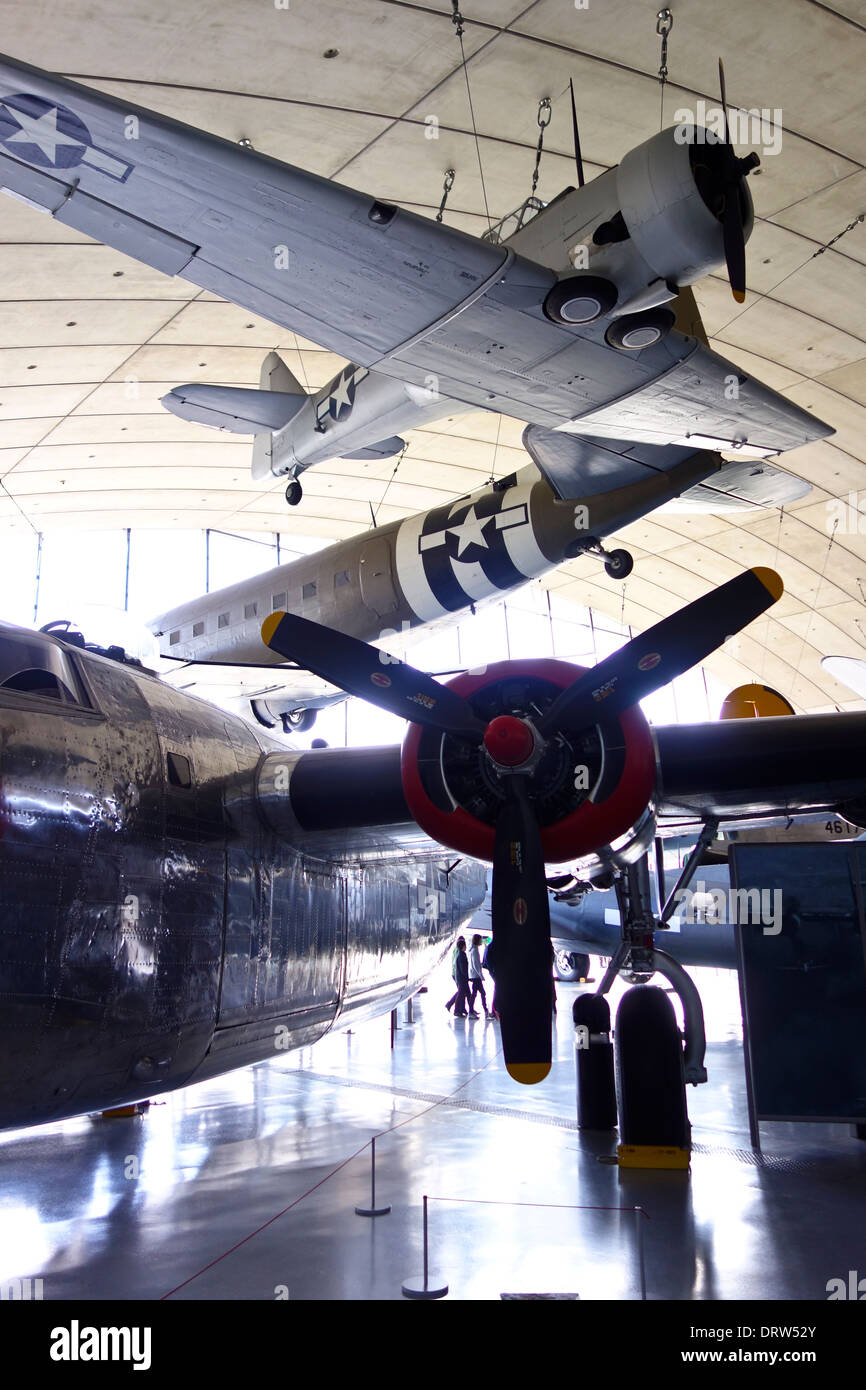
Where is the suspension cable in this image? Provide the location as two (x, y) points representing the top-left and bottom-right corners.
(451, 1), (493, 230)
(656, 8), (673, 129)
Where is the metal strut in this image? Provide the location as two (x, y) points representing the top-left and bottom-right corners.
(595, 849), (708, 1086)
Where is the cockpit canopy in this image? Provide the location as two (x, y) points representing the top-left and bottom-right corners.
(0, 623), (90, 707)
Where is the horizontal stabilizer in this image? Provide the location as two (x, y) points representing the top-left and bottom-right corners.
(340, 436), (405, 461)
(162, 384), (306, 434)
(666, 458), (811, 512)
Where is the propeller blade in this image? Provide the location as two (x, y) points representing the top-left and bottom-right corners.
(569, 79), (585, 189)
(718, 58), (731, 145)
(538, 567), (783, 736)
(722, 193), (747, 302)
(491, 778), (553, 1084)
(261, 611), (484, 737)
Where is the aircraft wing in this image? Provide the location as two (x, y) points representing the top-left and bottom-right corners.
(0, 52), (505, 366)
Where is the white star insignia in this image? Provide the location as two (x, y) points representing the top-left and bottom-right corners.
(3, 105), (84, 161)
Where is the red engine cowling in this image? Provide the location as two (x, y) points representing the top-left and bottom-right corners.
(400, 659), (657, 866)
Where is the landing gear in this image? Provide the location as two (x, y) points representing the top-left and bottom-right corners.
(543, 274), (618, 325)
(587, 850), (707, 1163)
(615, 985), (690, 1149)
(604, 549), (634, 580)
(605, 306), (676, 351)
(285, 478), (303, 507)
(280, 708), (316, 733)
(554, 949), (591, 983)
(582, 536), (634, 581)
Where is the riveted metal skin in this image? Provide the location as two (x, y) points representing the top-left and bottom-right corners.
(0, 623), (486, 1131)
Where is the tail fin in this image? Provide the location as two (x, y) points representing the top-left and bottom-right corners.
(252, 351), (307, 480)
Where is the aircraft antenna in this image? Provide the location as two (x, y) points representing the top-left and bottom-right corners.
(450, 2), (493, 231)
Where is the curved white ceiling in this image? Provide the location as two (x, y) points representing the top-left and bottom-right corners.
(0, 0), (864, 712)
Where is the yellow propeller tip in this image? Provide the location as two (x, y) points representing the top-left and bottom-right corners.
(751, 567), (784, 603)
(732, 290), (746, 303)
(506, 1062), (552, 1086)
(261, 611), (286, 647)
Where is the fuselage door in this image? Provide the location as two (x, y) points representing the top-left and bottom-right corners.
(359, 536), (399, 618)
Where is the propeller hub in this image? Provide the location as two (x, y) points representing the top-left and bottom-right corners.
(483, 715), (535, 769)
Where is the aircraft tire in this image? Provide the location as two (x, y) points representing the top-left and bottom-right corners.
(285, 479), (303, 506)
(574, 992), (617, 1130)
(605, 307), (676, 351)
(615, 985), (689, 1149)
(554, 950), (591, 982)
(604, 549), (633, 580)
(281, 708), (317, 733)
(543, 275), (618, 325)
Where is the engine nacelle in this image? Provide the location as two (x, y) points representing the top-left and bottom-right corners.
(539, 125), (756, 327)
(399, 659), (657, 868)
(613, 125), (754, 290)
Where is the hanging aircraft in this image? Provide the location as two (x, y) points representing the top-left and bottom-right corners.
(0, 52), (832, 515)
(259, 568), (866, 1129)
(146, 388), (809, 734)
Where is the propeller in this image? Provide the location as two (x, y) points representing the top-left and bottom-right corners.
(262, 566), (782, 1083)
(715, 58), (761, 303)
(568, 79), (585, 189)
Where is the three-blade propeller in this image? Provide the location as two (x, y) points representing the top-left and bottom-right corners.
(262, 567), (782, 1082)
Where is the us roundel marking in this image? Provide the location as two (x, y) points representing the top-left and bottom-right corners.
(638, 652), (661, 672)
(371, 672), (392, 688)
(0, 95), (133, 181)
(513, 897), (528, 925)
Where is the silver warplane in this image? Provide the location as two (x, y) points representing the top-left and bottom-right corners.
(0, 52), (831, 514)
(148, 359), (811, 733)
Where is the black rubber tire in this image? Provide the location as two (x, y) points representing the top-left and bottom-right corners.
(281, 708), (316, 733)
(544, 275), (618, 325)
(604, 549), (634, 580)
(615, 985), (689, 1149)
(285, 479), (303, 506)
(605, 307), (676, 351)
(554, 950), (591, 983)
(573, 992), (617, 1130)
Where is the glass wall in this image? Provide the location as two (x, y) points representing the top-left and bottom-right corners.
(0, 527), (725, 742)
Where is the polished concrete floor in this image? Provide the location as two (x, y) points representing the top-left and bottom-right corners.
(2, 964), (865, 1301)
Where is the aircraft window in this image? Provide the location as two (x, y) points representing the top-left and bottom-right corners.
(218, 612), (230, 629)
(335, 570), (350, 588)
(244, 602), (258, 619)
(1, 668), (74, 701)
(272, 592), (287, 610)
(167, 751), (193, 789)
(303, 581), (317, 600)
(192, 621), (205, 637)
(0, 628), (90, 708)
(169, 630), (181, 645)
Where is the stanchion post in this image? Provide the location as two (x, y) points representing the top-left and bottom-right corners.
(401, 1194), (448, 1299)
(636, 1207), (647, 1301)
(355, 1135), (391, 1217)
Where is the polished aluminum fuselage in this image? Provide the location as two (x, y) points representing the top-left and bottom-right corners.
(0, 632), (485, 1130)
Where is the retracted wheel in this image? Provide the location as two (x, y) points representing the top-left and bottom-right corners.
(615, 985), (689, 1149)
(285, 479), (303, 506)
(280, 708), (316, 733)
(605, 307), (676, 351)
(604, 549), (634, 580)
(544, 275), (618, 325)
